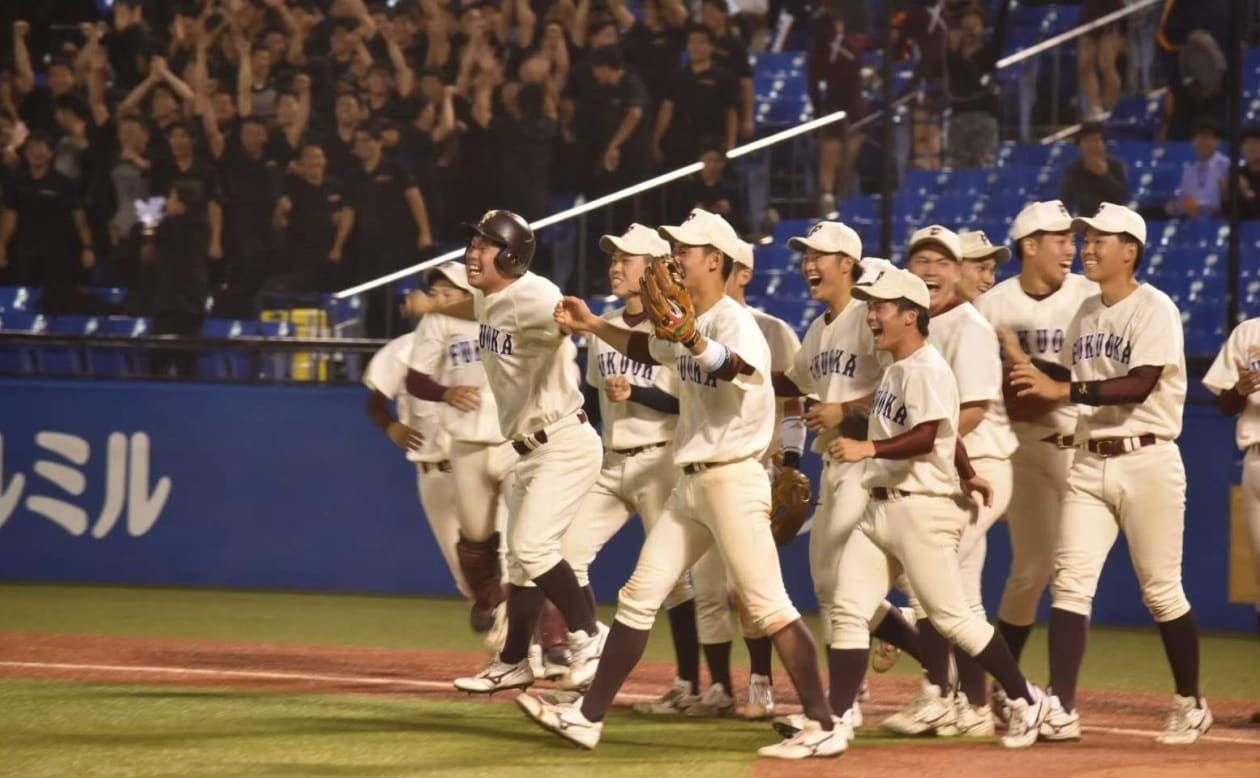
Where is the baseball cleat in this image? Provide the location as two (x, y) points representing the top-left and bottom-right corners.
(744, 674), (776, 720)
(772, 707), (858, 741)
(937, 693), (995, 738)
(1001, 684), (1049, 749)
(1155, 695), (1213, 745)
(516, 693), (602, 750)
(632, 678), (699, 715)
(991, 683), (1011, 729)
(453, 656), (534, 694)
(758, 719), (848, 760)
(1037, 694), (1081, 742)
(685, 682), (736, 718)
(882, 683), (956, 736)
(560, 622), (609, 690)
(542, 647), (570, 680)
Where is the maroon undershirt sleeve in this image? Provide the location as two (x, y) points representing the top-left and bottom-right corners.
(1075, 365), (1163, 405)
(405, 369), (447, 402)
(870, 420), (939, 460)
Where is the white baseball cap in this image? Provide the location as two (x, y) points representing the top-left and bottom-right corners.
(732, 240), (756, 269)
(851, 267), (931, 309)
(959, 230), (1012, 264)
(907, 225), (962, 262)
(658, 208), (745, 262)
(1071, 202), (1147, 245)
(787, 221), (863, 259)
(858, 256), (896, 282)
(1011, 200), (1075, 241)
(599, 223), (671, 258)
(426, 261), (473, 293)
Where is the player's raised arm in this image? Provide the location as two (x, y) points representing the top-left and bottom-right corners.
(555, 297), (661, 366)
(404, 289), (477, 321)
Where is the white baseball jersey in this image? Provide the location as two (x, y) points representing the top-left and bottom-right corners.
(363, 334), (450, 463)
(648, 295), (775, 466)
(472, 271), (586, 439)
(585, 307), (680, 450)
(1203, 318), (1260, 449)
(751, 306), (804, 455)
(862, 343), (960, 496)
(976, 274), (1099, 436)
(785, 298), (885, 454)
(1062, 283), (1186, 440)
(929, 302), (1017, 460)
(408, 314), (503, 444)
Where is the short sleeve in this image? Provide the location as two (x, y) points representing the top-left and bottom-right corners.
(900, 364), (954, 433)
(407, 314), (446, 375)
(710, 304), (768, 387)
(511, 277), (563, 338)
(1203, 323), (1248, 394)
(947, 320), (1002, 404)
(364, 337), (408, 398)
(585, 341), (601, 387)
(1125, 295), (1184, 369)
(1061, 310), (1081, 371)
(785, 335), (816, 395)
(765, 319), (802, 373)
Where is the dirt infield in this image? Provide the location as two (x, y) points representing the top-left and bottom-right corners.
(2, 630), (1258, 778)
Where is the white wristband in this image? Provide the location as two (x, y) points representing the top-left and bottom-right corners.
(692, 338), (729, 373)
(781, 415), (807, 455)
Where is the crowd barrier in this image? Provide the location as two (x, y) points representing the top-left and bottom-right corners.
(0, 378), (1253, 631)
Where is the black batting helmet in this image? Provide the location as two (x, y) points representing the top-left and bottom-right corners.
(462, 210), (536, 277)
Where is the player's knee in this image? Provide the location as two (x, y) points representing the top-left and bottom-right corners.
(662, 578), (694, 610)
(1143, 581), (1190, 622)
(829, 604), (872, 650)
(930, 612), (993, 656)
(1051, 568), (1096, 616)
(615, 587), (661, 631)
(507, 533), (560, 581)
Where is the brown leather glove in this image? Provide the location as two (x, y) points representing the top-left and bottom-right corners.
(770, 467), (812, 546)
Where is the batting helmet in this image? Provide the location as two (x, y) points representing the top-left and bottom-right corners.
(463, 210), (536, 277)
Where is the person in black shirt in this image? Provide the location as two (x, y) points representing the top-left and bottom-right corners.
(945, 3), (1008, 169)
(274, 143), (354, 292)
(587, 46), (652, 197)
(622, 0), (690, 107)
(699, 0), (754, 141)
(215, 117), (282, 315)
(672, 143), (748, 234)
(1230, 128), (1260, 221)
(324, 91), (365, 183)
(146, 179), (210, 378)
(12, 21), (82, 135)
(1059, 122), (1129, 219)
(651, 25), (738, 171)
(153, 122), (223, 263)
(0, 132), (96, 312)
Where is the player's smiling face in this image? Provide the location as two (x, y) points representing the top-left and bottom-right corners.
(608, 252), (649, 299)
(1080, 229), (1134, 283)
(958, 258), (997, 301)
(865, 300), (906, 350)
(1026, 231), (1077, 285)
(465, 235), (505, 290)
(801, 248), (850, 302)
(907, 246), (959, 312)
(672, 243), (714, 292)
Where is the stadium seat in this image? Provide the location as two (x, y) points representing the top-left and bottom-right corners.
(0, 286), (41, 314)
(0, 311), (45, 373)
(89, 317), (151, 377)
(753, 243), (797, 271)
(257, 321), (295, 380)
(773, 218), (817, 245)
(40, 316), (100, 375)
(200, 319), (259, 379)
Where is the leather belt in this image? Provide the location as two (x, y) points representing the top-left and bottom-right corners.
(683, 460), (736, 475)
(421, 460), (452, 474)
(512, 411), (588, 456)
(1041, 433), (1076, 449)
(612, 441), (669, 457)
(1084, 433), (1157, 458)
(869, 487), (911, 501)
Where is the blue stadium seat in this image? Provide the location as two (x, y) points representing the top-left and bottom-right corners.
(40, 316), (99, 375)
(838, 195), (879, 224)
(772, 218), (817, 245)
(1170, 219), (1227, 249)
(200, 319), (259, 379)
(89, 316), (151, 377)
(756, 96), (812, 128)
(0, 311), (45, 373)
(1106, 98), (1164, 139)
(257, 321), (295, 380)
(751, 51), (807, 76)
(1134, 165), (1183, 208)
(753, 243), (797, 271)
(1239, 221), (1260, 251)
(0, 286), (41, 314)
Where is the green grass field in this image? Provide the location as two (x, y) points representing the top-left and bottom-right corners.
(0, 584), (1257, 778)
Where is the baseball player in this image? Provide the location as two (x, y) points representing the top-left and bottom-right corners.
(556, 224), (704, 714)
(363, 333), (468, 606)
(956, 230), (1011, 302)
(406, 210), (607, 695)
(823, 267), (1050, 750)
(974, 201), (1096, 710)
(1010, 203), (1211, 744)
(518, 208), (844, 760)
(766, 224), (924, 722)
(880, 225), (1015, 737)
(1203, 318), (1260, 728)
(677, 240), (804, 720)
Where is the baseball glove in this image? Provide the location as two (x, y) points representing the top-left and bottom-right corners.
(770, 467), (812, 547)
(1002, 370), (1061, 423)
(641, 258), (698, 346)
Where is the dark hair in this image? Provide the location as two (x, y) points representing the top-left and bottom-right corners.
(700, 0), (728, 12)
(24, 129), (54, 149)
(331, 17), (359, 32)
(587, 19), (618, 39)
(589, 45), (624, 70)
(166, 120), (193, 138)
(698, 138), (726, 159)
(720, 251), (734, 280)
(54, 94), (90, 121)
(356, 120), (384, 141)
(1119, 234), (1145, 271)
(1075, 121), (1105, 143)
(686, 23), (715, 43)
(849, 256), (863, 283)
(1190, 116), (1223, 139)
(896, 299), (930, 336)
(48, 55), (75, 73)
(240, 114), (268, 129)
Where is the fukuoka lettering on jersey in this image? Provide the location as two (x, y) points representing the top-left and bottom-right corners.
(975, 274), (1098, 436)
(1061, 283), (1186, 441)
(1203, 318), (1260, 449)
(585, 308), (680, 450)
(365, 334), (449, 463)
(928, 303), (1017, 460)
(862, 344), (960, 496)
(472, 271), (586, 440)
(408, 313), (503, 444)
(648, 295), (775, 466)
(785, 298), (885, 454)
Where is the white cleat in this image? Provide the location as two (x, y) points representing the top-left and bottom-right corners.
(1002, 684), (1050, 749)
(992, 683), (1011, 729)
(758, 719), (848, 760)
(541, 647), (570, 680)
(453, 656), (534, 694)
(516, 693), (603, 749)
(882, 683), (956, 735)
(561, 622), (609, 690)
(633, 678), (699, 715)
(772, 707), (859, 741)
(685, 682), (737, 718)
(1038, 694), (1081, 742)
(937, 692), (996, 738)
(1155, 695), (1213, 745)
(744, 674), (776, 720)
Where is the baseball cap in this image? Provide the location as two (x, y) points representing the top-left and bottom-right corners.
(425, 261), (473, 293)
(1071, 202), (1147, 245)
(907, 225), (962, 262)
(658, 208), (745, 262)
(733, 240), (756, 270)
(858, 256), (896, 282)
(599, 223), (671, 258)
(1011, 200), (1074, 240)
(959, 230), (1012, 264)
(787, 221), (862, 259)
(851, 267), (931, 310)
